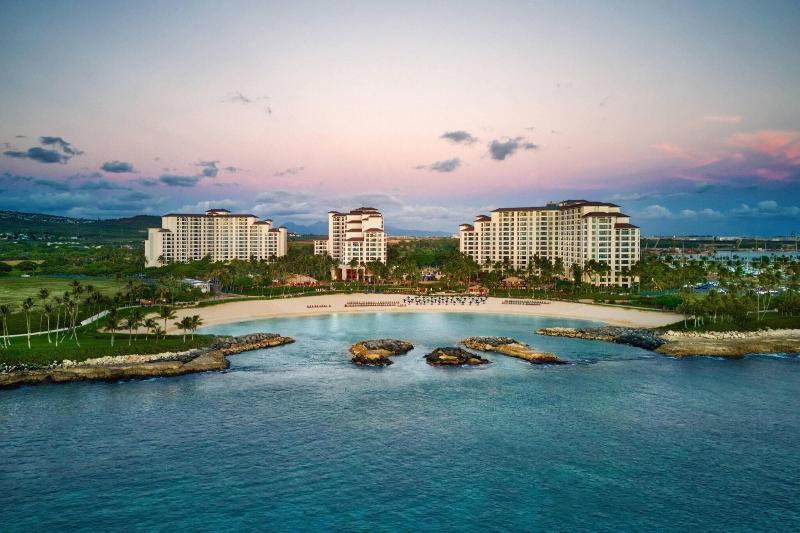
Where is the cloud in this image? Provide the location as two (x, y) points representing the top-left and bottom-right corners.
(488, 137), (538, 161)
(639, 204), (724, 220)
(33, 179), (70, 191)
(3, 136), (84, 164)
(415, 158), (461, 172)
(221, 92), (272, 114)
(727, 130), (800, 162)
(224, 166), (242, 173)
(197, 160), (219, 178)
(274, 166), (304, 177)
(4, 147), (68, 164)
(731, 200), (800, 217)
(440, 131), (478, 145)
(77, 179), (126, 191)
(703, 115), (742, 124)
(159, 174), (202, 187)
(135, 177), (158, 186)
(101, 160), (135, 173)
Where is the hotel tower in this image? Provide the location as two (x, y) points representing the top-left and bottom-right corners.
(314, 207), (387, 279)
(458, 199), (640, 286)
(144, 208), (288, 267)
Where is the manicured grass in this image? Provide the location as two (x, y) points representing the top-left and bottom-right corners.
(0, 276), (127, 308)
(0, 329), (215, 367)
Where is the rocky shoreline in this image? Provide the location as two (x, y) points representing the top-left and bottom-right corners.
(537, 326), (800, 358)
(350, 339), (414, 366)
(0, 333), (294, 390)
(425, 347), (491, 366)
(463, 336), (565, 364)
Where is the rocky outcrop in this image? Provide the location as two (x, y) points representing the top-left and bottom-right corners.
(657, 329), (800, 358)
(463, 336), (564, 364)
(425, 347), (491, 366)
(0, 333), (294, 390)
(350, 339), (414, 366)
(537, 326), (666, 351)
(538, 326), (800, 358)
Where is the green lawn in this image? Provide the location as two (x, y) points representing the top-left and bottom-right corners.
(0, 275), (127, 308)
(0, 329), (215, 367)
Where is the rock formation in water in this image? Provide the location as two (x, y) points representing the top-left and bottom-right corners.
(537, 326), (666, 351)
(0, 333), (294, 389)
(462, 336), (565, 364)
(425, 347), (491, 366)
(537, 326), (800, 358)
(350, 339), (414, 366)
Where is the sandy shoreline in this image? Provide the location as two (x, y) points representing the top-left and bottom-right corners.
(167, 293), (681, 331)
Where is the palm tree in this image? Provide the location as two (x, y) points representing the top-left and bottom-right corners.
(106, 308), (121, 347)
(158, 306), (177, 333)
(21, 297), (35, 349)
(37, 287), (49, 331)
(126, 309), (144, 345)
(143, 318), (158, 340)
(175, 316), (193, 343)
(188, 315), (203, 340)
(0, 304), (11, 348)
(152, 324), (165, 339)
(42, 303), (54, 343)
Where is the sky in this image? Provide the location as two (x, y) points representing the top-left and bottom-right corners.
(1, 0), (799, 235)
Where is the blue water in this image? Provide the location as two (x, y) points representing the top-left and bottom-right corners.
(2, 312), (799, 531)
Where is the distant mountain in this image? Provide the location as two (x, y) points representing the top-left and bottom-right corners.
(0, 210), (159, 241)
(281, 220), (450, 237)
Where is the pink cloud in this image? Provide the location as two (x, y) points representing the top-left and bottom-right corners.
(703, 115), (742, 124)
(728, 130), (800, 163)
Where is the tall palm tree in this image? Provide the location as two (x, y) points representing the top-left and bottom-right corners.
(175, 316), (193, 343)
(42, 303), (54, 343)
(188, 315), (203, 340)
(21, 297), (35, 349)
(158, 306), (176, 332)
(37, 287), (50, 331)
(0, 304), (11, 348)
(143, 318), (158, 341)
(126, 309), (144, 345)
(106, 308), (121, 347)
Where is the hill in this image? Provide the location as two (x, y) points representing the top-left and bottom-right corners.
(0, 210), (159, 241)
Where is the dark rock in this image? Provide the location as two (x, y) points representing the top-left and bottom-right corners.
(425, 347), (491, 366)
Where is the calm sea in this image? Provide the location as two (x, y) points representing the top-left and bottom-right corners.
(2, 312), (798, 531)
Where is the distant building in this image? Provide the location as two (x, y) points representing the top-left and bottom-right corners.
(314, 207), (387, 280)
(458, 199), (640, 287)
(144, 208), (288, 267)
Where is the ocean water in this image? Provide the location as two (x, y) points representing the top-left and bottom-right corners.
(1, 312), (799, 532)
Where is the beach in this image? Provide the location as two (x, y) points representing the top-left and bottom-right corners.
(168, 294), (681, 331)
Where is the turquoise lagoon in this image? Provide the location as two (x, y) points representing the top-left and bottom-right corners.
(1, 312), (799, 531)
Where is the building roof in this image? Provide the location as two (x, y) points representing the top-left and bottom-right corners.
(346, 237), (364, 241)
(459, 224), (475, 231)
(163, 212), (257, 218)
(474, 215), (491, 221)
(615, 223), (639, 229)
(582, 211), (629, 218)
(563, 200), (621, 208)
(363, 228), (383, 232)
(346, 228), (362, 232)
(491, 206), (548, 212)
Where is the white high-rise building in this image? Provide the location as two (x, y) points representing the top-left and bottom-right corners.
(459, 200), (640, 286)
(314, 207), (387, 279)
(144, 208), (288, 267)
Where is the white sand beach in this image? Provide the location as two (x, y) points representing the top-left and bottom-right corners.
(166, 294), (681, 332)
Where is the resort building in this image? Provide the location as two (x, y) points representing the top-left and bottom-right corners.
(458, 200), (640, 286)
(144, 208), (288, 267)
(314, 207), (387, 279)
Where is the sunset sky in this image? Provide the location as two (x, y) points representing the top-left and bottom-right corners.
(2, 0), (799, 234)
